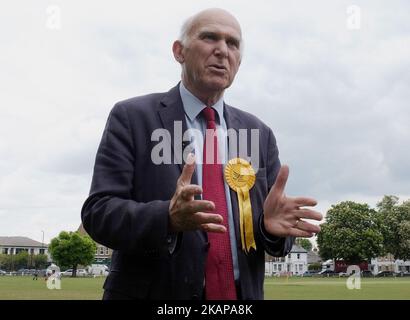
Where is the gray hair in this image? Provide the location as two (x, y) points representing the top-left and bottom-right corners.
(178, 13), (244, 57)
(179, 16), (195, 47)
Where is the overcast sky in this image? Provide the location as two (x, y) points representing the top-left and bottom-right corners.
(0, 0), (409, 245)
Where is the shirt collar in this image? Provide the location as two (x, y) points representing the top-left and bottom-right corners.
(179, 82), (224, 124)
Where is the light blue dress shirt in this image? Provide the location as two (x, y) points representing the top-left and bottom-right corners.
(179, 82), (240, 281)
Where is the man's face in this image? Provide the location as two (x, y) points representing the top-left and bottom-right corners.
(180, 13), (242, 95)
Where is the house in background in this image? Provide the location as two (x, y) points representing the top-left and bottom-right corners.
(0, 236), (49, 258)
(371, 254), (410, 274)
(320, 254), (410, 274)
(265, 245), (308, 276)
(307, 248), (322, 267)
(77, 224), (112, 266)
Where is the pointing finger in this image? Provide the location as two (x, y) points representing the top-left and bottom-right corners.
(271, 165), (289, 198)
(178, 153), (196, 186)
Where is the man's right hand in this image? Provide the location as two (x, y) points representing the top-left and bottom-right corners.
(168, 153), (226, 233)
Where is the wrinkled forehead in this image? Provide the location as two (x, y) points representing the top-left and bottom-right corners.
(190, 14), (242, 40)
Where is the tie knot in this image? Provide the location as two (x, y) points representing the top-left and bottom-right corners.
(202, 106), (215, 123)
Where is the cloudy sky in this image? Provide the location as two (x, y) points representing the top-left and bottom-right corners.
(0, 0), (409, 245)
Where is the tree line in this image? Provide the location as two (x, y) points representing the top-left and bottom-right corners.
(0, 252), (48, 271)
(3, 195), (408, 274)
(317, 195), (410, 263)
(0, 231), (96, 276)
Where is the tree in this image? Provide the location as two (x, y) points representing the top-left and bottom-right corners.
(0, 254), (21, 271)
(308, 263), (321, 271)
(0, 254), (9, 270)
(14, 252), (29, 270)
(376, 195), (399, 212)
(48, 231), (96, 277)
(375, 195), (410, 260)
(296, 238), (312, 251)
(317, 201), (383, 264)
(0, 253), (48, 271)
(33, 254), (49, 269)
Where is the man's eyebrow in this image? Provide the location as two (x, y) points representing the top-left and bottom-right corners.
(198, 30), (218, 38)
(227, 36), (240, 44)
(198, 30), (241, 43)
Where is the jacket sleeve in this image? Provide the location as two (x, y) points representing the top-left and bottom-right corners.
(258, 128), (295, 257)
(81, 102), (171, 254)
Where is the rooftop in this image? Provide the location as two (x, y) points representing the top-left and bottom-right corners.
(290, 244), (308, 253)
(0, 236), (47, 247)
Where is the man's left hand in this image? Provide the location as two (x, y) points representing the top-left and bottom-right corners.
(263, 165), (323, 238)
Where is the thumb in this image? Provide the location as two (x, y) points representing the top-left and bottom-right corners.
(271, 165), (289, 197)
(178, 153), (196, 186)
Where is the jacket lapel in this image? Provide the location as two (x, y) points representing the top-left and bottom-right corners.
(158, 84), (205, 242)
(158, 84), (190, 174)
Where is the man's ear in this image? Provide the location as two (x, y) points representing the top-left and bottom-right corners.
(172, 40), (185, 64)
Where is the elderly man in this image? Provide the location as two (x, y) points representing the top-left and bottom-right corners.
(81, 8), (322, 300)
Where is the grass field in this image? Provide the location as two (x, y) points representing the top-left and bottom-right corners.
(0, 276), (105, 300)
(0, 276), (409, 300)
(264, 276), (410, 300)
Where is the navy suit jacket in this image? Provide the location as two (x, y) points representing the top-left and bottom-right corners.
(81, 84), (294, 299)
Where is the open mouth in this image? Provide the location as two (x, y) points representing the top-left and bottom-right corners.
(209, 64), (227, 71)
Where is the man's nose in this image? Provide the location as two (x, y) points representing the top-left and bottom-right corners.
(214, 40), (228, 58)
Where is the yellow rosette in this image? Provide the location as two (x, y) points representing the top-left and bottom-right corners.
(224, 158), (256, 254)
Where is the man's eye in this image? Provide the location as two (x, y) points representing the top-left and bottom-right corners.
(202, 34), (217, 41)
(227, 40), (239, 49)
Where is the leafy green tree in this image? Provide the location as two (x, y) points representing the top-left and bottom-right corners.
(0, 254), (14, 271)
(376, 195), (410, 260)
(14, 251), (29, 270)
(376, 195), (399, 212)
(48, 231), (96, 277)
(317, 201), (383, 263)
(0, 253), (48, 271)
(0, 254), (8, 270)
(308, 263), (321, 271)
(296, 238), (312, 251)
(33, 254), (49, 269)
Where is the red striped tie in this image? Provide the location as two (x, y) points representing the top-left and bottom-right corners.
(202, 106), (237, 300)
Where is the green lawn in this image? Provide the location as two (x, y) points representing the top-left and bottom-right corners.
(0, 276), (105, 300)
(264, 276), (410, 300)
(0, 276), (409, 300)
